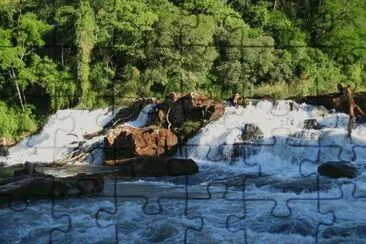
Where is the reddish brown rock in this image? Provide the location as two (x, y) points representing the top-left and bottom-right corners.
(104, 126), (178, 160)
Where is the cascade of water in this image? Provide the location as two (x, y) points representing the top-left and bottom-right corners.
(126, 104), (156, 128)
(178, 100), (366, 175)
(1, 104), (157, 166)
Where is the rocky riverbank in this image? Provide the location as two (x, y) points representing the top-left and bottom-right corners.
(2, 91), (366, 205)
(0, 92), (226, 204)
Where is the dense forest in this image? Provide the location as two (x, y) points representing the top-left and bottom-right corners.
(1, 0), (366, 141)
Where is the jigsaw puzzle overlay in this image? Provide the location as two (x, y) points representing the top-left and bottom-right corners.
(1, 0), (366, 243)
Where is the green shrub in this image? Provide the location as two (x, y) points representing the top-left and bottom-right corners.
(0, 101), (37, 141)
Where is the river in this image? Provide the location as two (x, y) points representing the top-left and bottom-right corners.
(1, 100), (366, 243)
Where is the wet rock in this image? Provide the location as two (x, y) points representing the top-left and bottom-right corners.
(104, 126), (178, 159)
(268, 219), (313, 236)
(303, 119), (320, 130)
(0, 137), (10, 157)
(104, 157), (199, 176)
(0, 162), (107, 205)
(0, 146), (8, 157)
(153, 93), (225, 127)
(356, 116), (366, 124)
(318, 161), (358, 178)
(322, 225), (366, 239)
(74, 177), (104, 195)
(241, 123), (264, 142)
(228, 124), (264, 160)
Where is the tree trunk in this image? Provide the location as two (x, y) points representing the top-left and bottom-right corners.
(14, 79), (24, 112)
(343, 86), (365, 137)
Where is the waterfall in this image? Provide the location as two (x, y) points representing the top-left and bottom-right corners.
(177, 100), (366, 175)
(126, 104), (156, 128)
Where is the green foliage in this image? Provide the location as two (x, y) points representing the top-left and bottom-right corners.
(179, 120), (202, 137)
(1, 0), (366, 140)
(0, 101), (37, 140)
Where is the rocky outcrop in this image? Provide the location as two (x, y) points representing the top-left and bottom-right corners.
(0, 162), (105, 205)
(153, 93), (225, 127)
(104, 126), (178, 159)
(318, 161), (358, 178)
(104, 157), (199, 176)
(0, 137), (14, 157)
(231, 124), (264, 160)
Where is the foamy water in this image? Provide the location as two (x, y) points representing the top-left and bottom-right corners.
(1, 104), (155, 166)
(1, 100), (366, 243)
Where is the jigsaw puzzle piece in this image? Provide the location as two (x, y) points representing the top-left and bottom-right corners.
(0, 176), (71, 243)
(96, 177), (202, 243)
(225, 175), (338, 243)
(315, 181), (366, 242)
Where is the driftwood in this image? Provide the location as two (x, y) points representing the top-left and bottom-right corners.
(335, 86), (366, 137)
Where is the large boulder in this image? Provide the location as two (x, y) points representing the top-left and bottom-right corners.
(236, 123), (264, 159)
(104, 126), (178, 159)
(230, 124), (264, 161)
(318, 161), (358, 178)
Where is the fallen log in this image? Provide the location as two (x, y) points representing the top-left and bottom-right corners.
(293, 88), (366, 137)
(336, 86), (366, 137)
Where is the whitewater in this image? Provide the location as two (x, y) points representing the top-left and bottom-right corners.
(1, 100), (366, 243)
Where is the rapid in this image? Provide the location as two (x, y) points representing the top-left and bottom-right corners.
(1, 100), (366, 243)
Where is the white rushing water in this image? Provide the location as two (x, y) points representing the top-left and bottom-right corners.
(0, 104), (156, 166)
(181, 100), (366, 176)
(1, 100), (366, 243)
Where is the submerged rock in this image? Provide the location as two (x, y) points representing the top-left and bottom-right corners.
(318, 161), (358, 178)
(303, 119), (320, 130)
(104, 126), (178, 159)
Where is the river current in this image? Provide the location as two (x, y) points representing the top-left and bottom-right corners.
(1, 100), (366, 243)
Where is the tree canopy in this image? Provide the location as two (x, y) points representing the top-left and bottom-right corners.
(1, 0), (366, 140)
